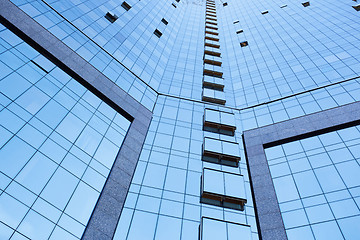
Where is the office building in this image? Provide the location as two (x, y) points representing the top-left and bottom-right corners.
(0, 0), (360, 239)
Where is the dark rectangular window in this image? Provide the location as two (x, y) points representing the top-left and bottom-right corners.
(161, 18), (168, 25)
(176, 0), (180, 2)
(280, 4), (287, 8)
(233, 20), (239, 24)
(240, 41), (248, 47)
(236, 29), (243, 34)
(353, 4), (360, 11)
(105, 12), (118, 23)
(121, 1), (131, 11)
(223, 2), (228, 6)
(302, 1), (310, 7)
(261, 10), (269, 14)
(172, 3), (177, 8)
(154, 29), (162, 38)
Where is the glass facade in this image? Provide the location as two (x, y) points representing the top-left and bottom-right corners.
(265, 125), (360, 240)
(112, 96), (257, 240)
(0, 26), (130, 239)
(1, 0), (360, 239)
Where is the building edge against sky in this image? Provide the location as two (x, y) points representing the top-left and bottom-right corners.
(0, 0), (360, 239)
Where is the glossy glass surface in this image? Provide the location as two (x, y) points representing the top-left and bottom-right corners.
(205, 108), (236, 127)
(113, 96), (257, 240)
(203, 88), (226, 101)
(201, 217), (252, 240)
(0, 26), (130, 239)
(265, 126), (360, 239)
(10, 0), (157, 110)
(204, 137), (240, 158)
(3, 0), (360, 239)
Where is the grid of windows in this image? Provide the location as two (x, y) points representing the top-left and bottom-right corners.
(11, 0), (360, 109)
(218, 0), (360, 108)
(11, 0), (157, 110)
(1, 0), (360, 239)
(265, 126), (360, 239)
(113, 96), (258, 240)
(239, 76), (360, 130)
(0, 26), (130, 239)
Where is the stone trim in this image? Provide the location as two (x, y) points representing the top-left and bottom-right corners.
(0, 1), (152, 239)
(243, 101), (360, 240)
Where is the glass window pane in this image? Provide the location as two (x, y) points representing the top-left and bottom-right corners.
(204, 168), (224, 195)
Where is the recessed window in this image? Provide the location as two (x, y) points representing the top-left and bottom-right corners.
(200, 217), (252, 240)
(205, 30), (219, 36)
(201, 168), (247, 210)
(206, 20), (217, 26)
(172, 3), (177, 8)
(207, 10), (217, 14)
(203, 75), (224, 91)
(176, 0), (180, 2)
(302, 1), (310, 7)
(261, 10), (269, 14)
(206, 12), (217, 17)
(204, 52), (221, 62)
(204, 41), (220, 48)
(280, 4), (287, 8)
(353, 4), (360, 11)
(206, 14), (217, 19)
(204, 53), (222, 66)
(204, 58), (222, 66)
(204, 63), (223, 78)
(206, 10), (216, 14)
(206, 25), (218, 30)
(205, 35), (219, 42)
(223, 2), (228, 6)
(202, 137), (240, 166)
(236, 29), (243, 34)
(154, 29), (162, 38)
(233, 20), (239, 24)
(206, 16), (217, 22)
(121, 1), (131, 11)
(161, 18), (168, 25)
(203, 109), (236, 136)
(204, 48), (221, 57)
(202, 88), (226, 105)
(105, 12), (118, 23)
(240, 41), (248, 47)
